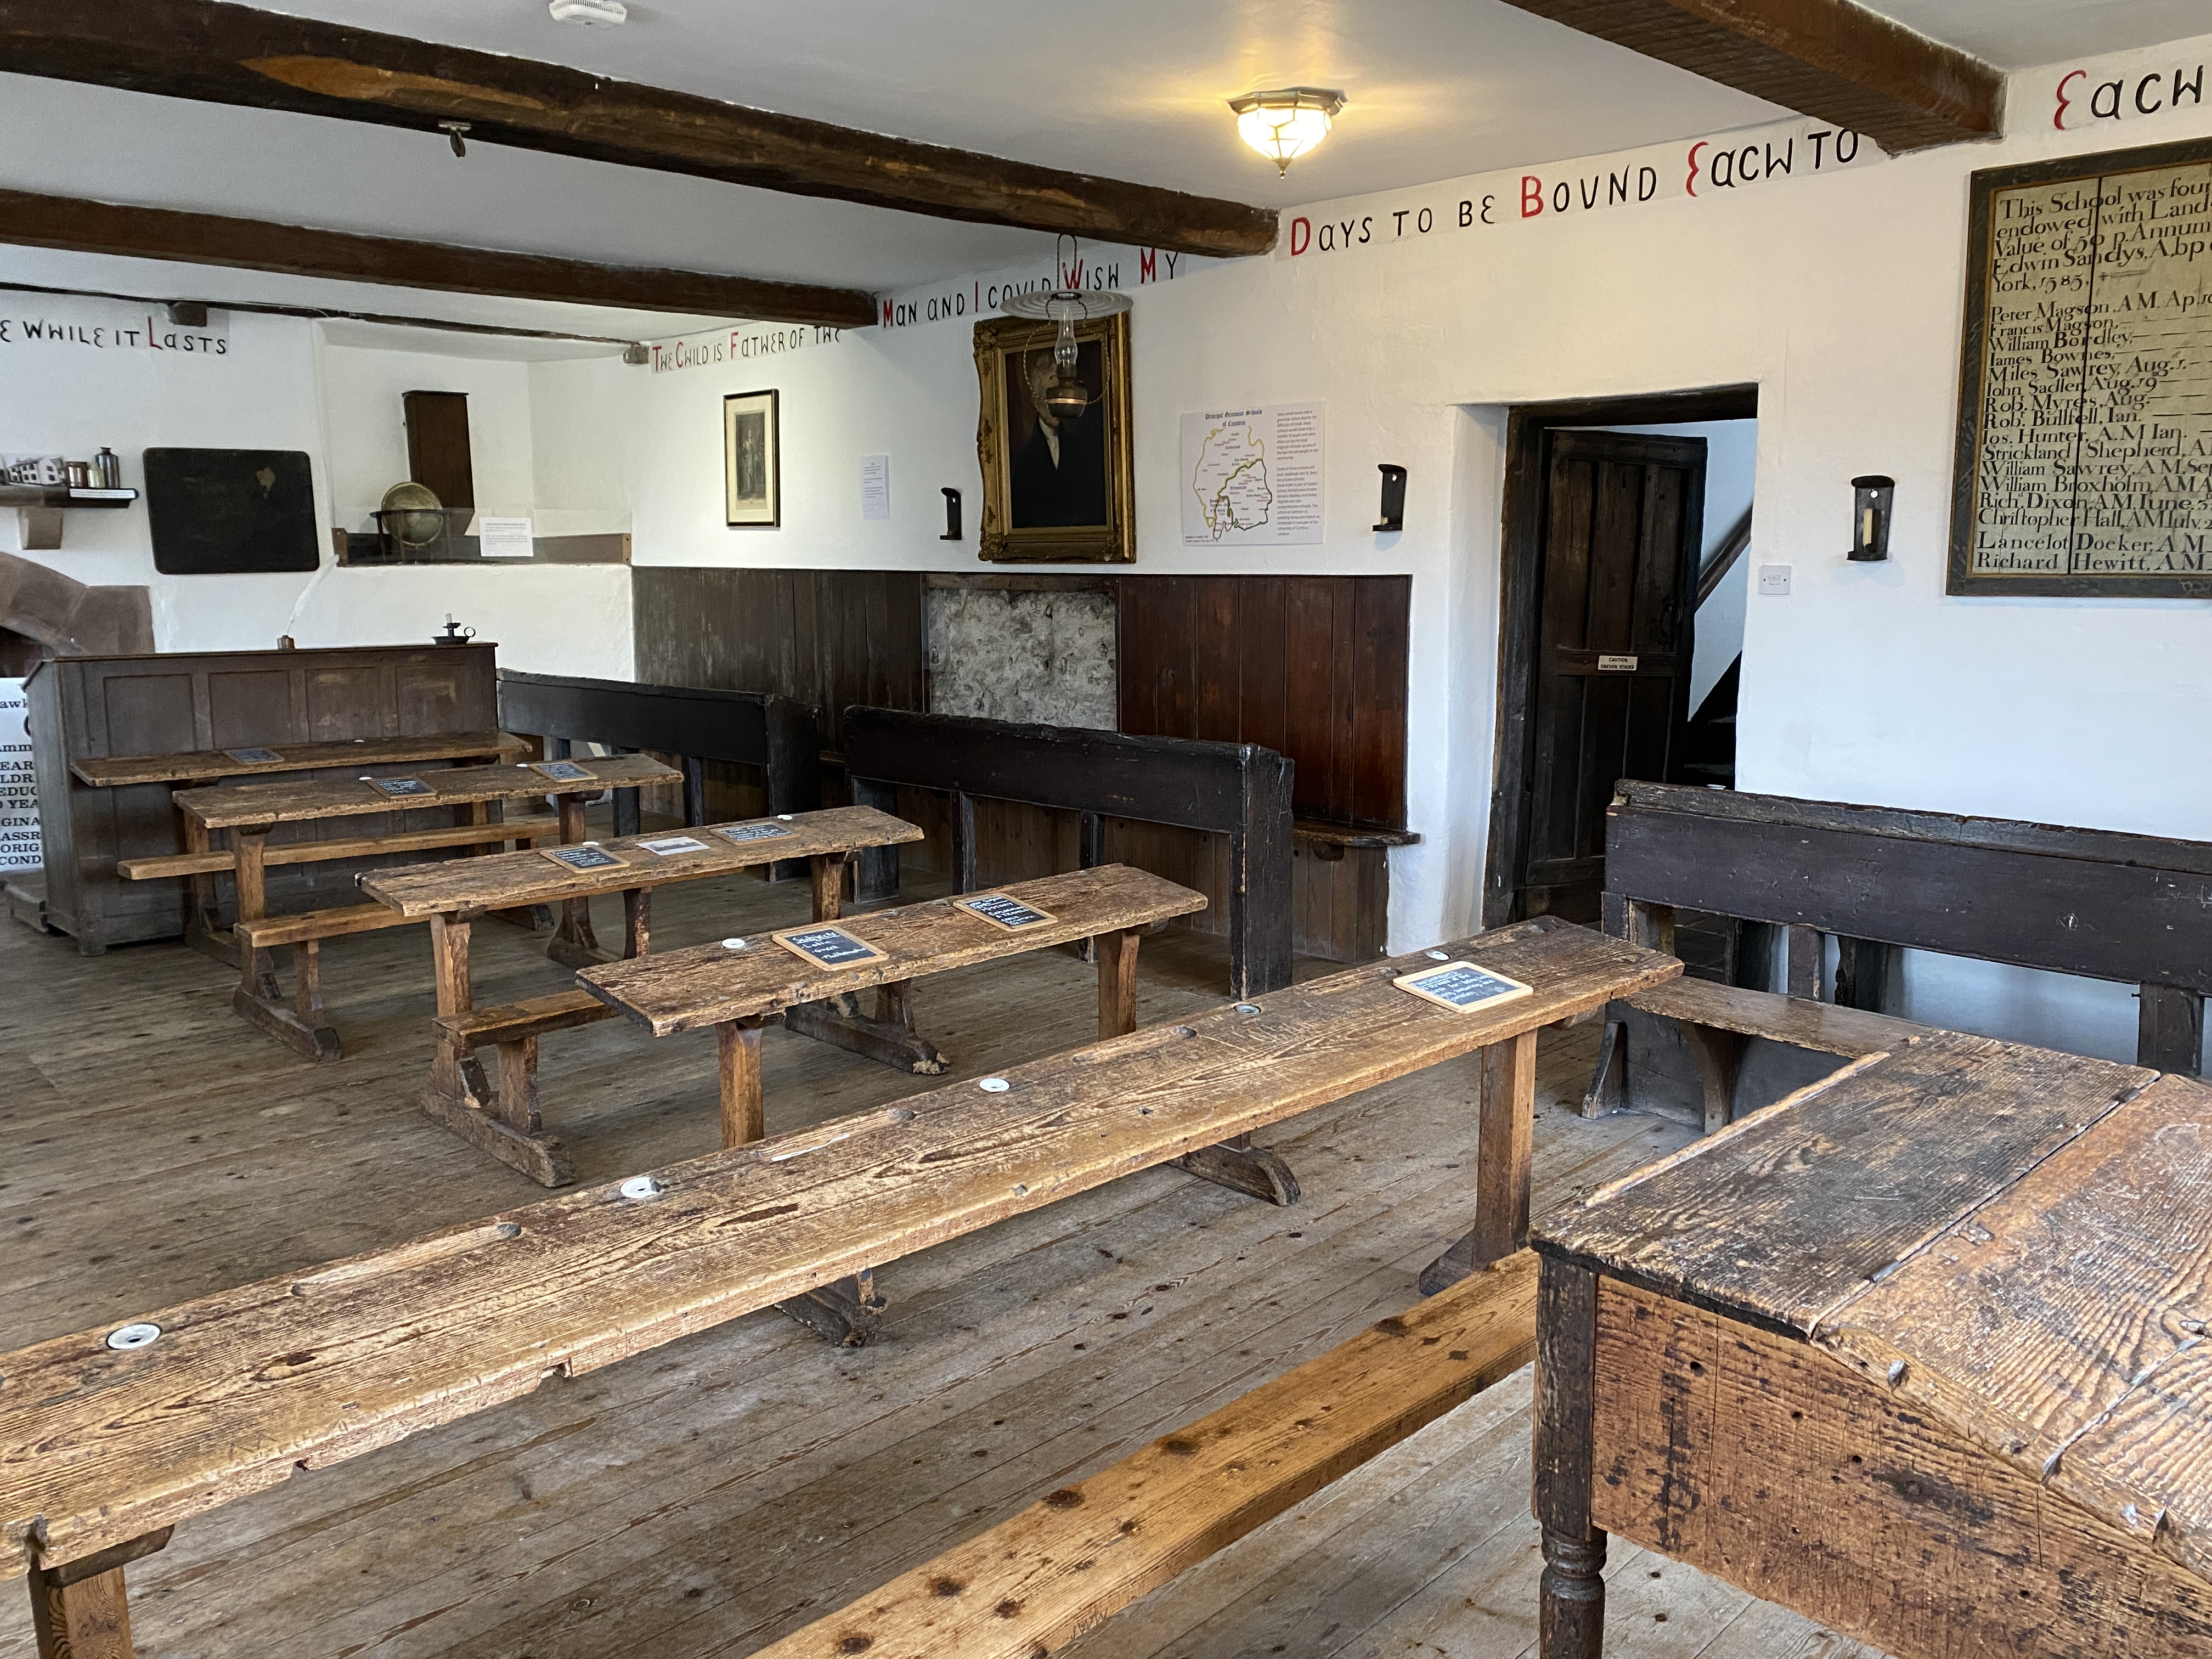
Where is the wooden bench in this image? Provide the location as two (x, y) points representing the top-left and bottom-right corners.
(757, 1251), (1539, 1659)
(172, 754), (681, 1059)
(360, 804), (926, 1186)
(1531, 1031), (2212, 1658)
(1584, 780), (2212, 1137)
(0, 916), (1675, 1655)
(842, 707), (1296, 1000)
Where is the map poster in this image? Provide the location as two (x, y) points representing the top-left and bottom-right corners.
(0, 679), (38, 874)
(1949, 134), (2212, 597)
(1180, 404), (1325, 546)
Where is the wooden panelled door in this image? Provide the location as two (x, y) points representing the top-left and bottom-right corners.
(1513, 430), (1705, 922)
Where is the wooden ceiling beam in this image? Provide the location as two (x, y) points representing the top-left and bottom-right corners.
(0, 0), (1278, 258)
(0, 188), (878, 328)
(1496, 0), (2003, 153)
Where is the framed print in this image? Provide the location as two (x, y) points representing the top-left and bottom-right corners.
(973, 311), (1133, 563)
(724, 389), (781, 528)
(1948, 133), (2212, 596)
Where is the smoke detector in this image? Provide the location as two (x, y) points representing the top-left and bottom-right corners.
(549, 0), (627, 25)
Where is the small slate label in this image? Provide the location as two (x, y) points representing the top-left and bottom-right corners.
(531, 759), (595, 782)
(1597, 654), (1638, 672)
(772, 924), (889, 969)
(224, 746), (283, 764)
(637, 834), (711, 856)
(1392, 961), (1534, 1013)
(717, 821), (794, 844)
(365, 776), (436, 798)
(957, 892), (1056, 931)
(539, 843), (625, 872)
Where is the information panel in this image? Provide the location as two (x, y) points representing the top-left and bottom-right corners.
(1950, 135), (2212, 596)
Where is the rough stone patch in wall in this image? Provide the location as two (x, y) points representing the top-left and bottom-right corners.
(925, 588), (1116, 729)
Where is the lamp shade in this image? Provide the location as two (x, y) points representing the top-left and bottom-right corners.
(1228, 88), (1347, 177)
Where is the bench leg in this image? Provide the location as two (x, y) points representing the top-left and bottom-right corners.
(1160, 917), (1301, 1206)
(717, 1018), (766, 1147)
(1681, 1021), (1746, 1135)
(1420, 1029), (1537, 1295)
(28, 1529), (172, 1659)
(232, 932), (343, 1062)
(1579, 1018), (1628, 1118)
(1536, 1259), (1606, 1659)
(776, 1270), (884, 1348)
(783, 982), (946, 1075)
(424, 1034), (575, 1189)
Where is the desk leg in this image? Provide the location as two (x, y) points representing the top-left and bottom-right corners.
(716, 1018), (765, 1147)
(27, 1528), (172, 1659)
(1536, 1258), (1606, 1659)
(1420, 1029), (1538, 1294)
(180, 815), (230, 964)
(623, 887), (652, 960)
(809, 852), (850, 922)
(229, 828), (343, 1062)
(1096, 925), (1141, 1039)
(547, 792), (607, 968)
(1161, 929), (1301, 1206)
(419, 912), (574, 1187)
(783, 980), (945, 1075)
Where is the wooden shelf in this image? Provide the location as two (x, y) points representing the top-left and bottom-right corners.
(3, 486), (138, 551)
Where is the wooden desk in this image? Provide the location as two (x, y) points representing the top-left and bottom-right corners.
(0, 916), (1674, 1656)
(581, 864), (1208, 1148)
(173, 754), (680, 1059)
(358, 805), (926, 1185)
(1530, 1030), (2212, 1658)
(70, 729), (526, 789)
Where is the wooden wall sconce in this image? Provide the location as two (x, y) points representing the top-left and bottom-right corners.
(1374, 465), (1406, 533)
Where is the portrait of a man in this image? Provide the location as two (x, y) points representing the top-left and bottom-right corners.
(1007, 346), (1109, 529)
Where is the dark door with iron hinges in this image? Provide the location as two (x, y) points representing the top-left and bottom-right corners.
(1512, 428), (1704, 923)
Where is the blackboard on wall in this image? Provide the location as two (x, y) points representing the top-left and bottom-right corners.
(144, 448), (320, 575)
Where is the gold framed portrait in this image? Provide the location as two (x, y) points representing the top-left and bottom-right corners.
(973, 311), (1133, 563)
(724, 389), (780, 528)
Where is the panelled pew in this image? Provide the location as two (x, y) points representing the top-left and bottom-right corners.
(1584, 781), (2212, 1136)
(0, 916), (1678, 1655)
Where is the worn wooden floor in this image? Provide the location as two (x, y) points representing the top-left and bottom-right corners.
(0, 854), (1883, 1659)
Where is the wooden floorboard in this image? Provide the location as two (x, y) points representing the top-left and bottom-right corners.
(0, 820), (1882, 1658)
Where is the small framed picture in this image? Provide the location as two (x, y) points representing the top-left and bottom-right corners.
(1392, 961), (1534, 1014)
(716, 821), (794, 845)
(365, 776), (436, 799)
(724, 389), (781, 528)
(539, 843), (625, 873)
(530, 759), (595, 783)
(637, 834), (712, 856)
(224, 746), (284, 764)
(957, 892), (1056, 931)
(771, 924), (889, 970)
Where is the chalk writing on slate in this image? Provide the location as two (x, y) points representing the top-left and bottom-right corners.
(1392, 961), (1533, 1013)
(365, 776), (437, 799)
(638, 835), (712, 856)
(958, 892), (1056, 931)
(224, 747), (284, 764)
(539, 843), (625, 872)
(717, 821), (794, 844)
(772, 925), (888, 969)
(531, 759), (595, 782)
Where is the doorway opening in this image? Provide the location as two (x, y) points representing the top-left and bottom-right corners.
(1482, 385), (1758, 930)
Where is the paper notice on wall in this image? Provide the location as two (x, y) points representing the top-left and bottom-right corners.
(478, 516), (534, 558)
(0, 680), (40, 873)
(861, 454), (891, 521)
(1180, 404), (1324, 546)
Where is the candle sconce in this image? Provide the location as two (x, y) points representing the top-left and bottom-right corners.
(1848, 475), (1894, 562)
(940, 487), (962, 541)
(1373, 464), (1407, 533)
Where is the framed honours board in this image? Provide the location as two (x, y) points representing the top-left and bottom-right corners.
(772, 924), (889, 970)
(956, 891), (1056, 931)
(1392, 960), (1533, 1013)
(1949, 133), (2212, 597)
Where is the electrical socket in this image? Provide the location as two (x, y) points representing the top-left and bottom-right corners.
(1757, 564), (1792, 596)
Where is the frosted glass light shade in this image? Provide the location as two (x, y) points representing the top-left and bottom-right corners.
(1229, 88), (1346, 177)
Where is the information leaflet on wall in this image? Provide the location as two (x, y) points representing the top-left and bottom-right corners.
(1180, 404), (1324, 546)
(0, 680), (36, 874)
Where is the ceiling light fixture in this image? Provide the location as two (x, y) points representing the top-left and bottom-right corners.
(549, 0), (628, 25)
(1228, 87), (1346, 178)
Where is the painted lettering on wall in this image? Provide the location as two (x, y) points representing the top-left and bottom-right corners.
(874, 242), (1203, 332)
(0, 313), (229, 354)
(648, 323), (840, 375)
(2048, 33), (2211, 133)
(1276, 115), (1881, 264)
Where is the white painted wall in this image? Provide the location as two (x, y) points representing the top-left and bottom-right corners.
(0, 292), (632, 677)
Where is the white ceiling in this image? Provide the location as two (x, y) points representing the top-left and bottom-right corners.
(0, 0), (2203, 351)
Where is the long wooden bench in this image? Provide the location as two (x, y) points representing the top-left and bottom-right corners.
(170, 754), (680, 1059)
(1586, 780), (2212, 1134)
(0, 916), (1675, 1654)
(755, 1252), (1539, 1659)
(115, 812), (561, 880)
